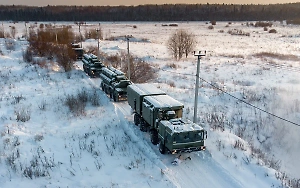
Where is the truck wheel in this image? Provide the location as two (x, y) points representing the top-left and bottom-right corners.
(105, 87), (109, 94)
(150, 130), (159, 145)
(134, 114), (140, 126)
(109, 91), (113, 99)
(113, 93), (119, 102)
(159, 142), (166, 154)
(101, 83), (104, 91)
(140, 120), (147, 132)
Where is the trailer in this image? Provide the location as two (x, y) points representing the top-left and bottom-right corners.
(82, 53), (104, 77)
(99, 66), (131, 102)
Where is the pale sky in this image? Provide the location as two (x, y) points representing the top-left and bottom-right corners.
(0, 0), (298, 6)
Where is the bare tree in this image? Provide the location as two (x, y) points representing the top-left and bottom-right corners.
(56, 44), (74, 72)
(0, 27), (4, 38)
(167, 29), (196, 60)
(121, 56), (156, 83)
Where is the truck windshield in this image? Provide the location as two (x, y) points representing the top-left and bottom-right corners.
(173, 131), (204, 143)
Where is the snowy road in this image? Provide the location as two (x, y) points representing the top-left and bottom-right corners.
(85, 74), (244, 188)
(114, 101), (243, 188)
(83, 64), (276, 188)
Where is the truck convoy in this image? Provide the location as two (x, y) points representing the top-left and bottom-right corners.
(127, 83), (207, 154)
(82, 53), (104, 77)
(99, 66), (131, 102)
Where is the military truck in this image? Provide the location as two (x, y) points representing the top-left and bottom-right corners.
(99, 66), (131, 102)
(127, 83), (207, 154)
(82, 53), (104, 77)
(71, 43), (83, 60)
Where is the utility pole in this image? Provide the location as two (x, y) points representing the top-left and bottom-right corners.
(193, 51), (206, 123)
(96, 28), (100, 59)
(25, 22), (27, 40)
(79, 23), (82, 48)
(126, 35), (132, 80)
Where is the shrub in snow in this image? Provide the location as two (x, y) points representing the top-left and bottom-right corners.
(23, 47), (34, 63)
(5, 39), (16, 51)
(55, 44), (74, 72)
(14, 106), (31, 122)
(107, 53), (122, 68)
(11, 95), (25, 105)
(233, 139), (246, 151)
(208, 25), (214, 30)
(210, 20), (217, 25)
(65, 89), (102, 116)
(89, 89), (100, 106)
(269, 29), (277, 33)
(27, 27), (76, 71)
(38, 100), (47, 111)
(167, 80), (176, 87)
(228, 29), (250, 36)
(65, 94), (86, 116)
(287, 19), (300, 25)
(255, 21), (273, 27)
(34, 134), (44, 142)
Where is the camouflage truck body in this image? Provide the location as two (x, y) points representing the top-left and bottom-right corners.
(82, 54), (104, 77)
(158, 119), (207, 154)
(100, 67), (131, 102)
(127, 83), (207, 154)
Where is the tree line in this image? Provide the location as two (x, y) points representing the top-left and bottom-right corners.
(0, 3), (300, 21)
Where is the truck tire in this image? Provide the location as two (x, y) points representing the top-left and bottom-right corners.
(134, 113), (140, 126)
(113, 92), (119, 102)
(150, 130), (159, 145)
(109, 91), (113, 99)
(140, 120), (147, 132)
(159, 141), (166, 154)
(101, 83), (104, 91)
(105, 87), (109, 94)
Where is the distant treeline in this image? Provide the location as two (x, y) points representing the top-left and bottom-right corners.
(1, 3), (300, 21)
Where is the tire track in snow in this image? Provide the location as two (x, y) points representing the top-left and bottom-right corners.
(114, 101), (244, 188)
(84, 67), (244, 188)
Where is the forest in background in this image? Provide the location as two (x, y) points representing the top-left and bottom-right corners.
(0, 3), (300, 21)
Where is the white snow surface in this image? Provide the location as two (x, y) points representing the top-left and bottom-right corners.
(1, 21), (300, 187)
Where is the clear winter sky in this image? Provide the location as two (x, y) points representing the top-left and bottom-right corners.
(0, 0), (299, 6)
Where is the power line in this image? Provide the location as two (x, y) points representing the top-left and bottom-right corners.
(160, 68), (300, 127)
(199, 77), (300, 127)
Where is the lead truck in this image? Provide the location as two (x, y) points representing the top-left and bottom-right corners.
(127, 83), (207, 154)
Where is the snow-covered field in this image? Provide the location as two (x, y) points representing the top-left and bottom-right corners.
(0, 21), (299, 187)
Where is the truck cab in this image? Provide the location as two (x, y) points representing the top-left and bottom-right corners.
(158, 119), (207, 154)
